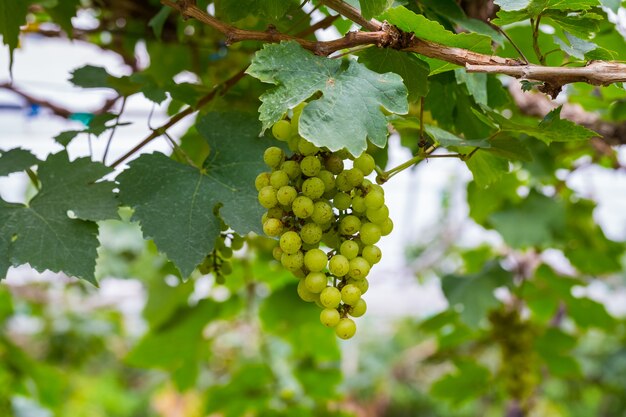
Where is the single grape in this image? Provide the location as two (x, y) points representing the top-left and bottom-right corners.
(276, 185), (297, 206)
(348, 257), (370, 280)
(255, 172), (271, 191)
(333, 192), (352, 210)
(281, 160), (301, 180)
(302, 177), (325, 199)
(304, 248), (327, 272)
(287, 135), (300, 152)
(324, 154), (344, 174)
(317, 170), (336, 193)
(297, 279), (318, 302)
(263, 147), (284, 168)
(263, 218), (283, 237)
(366, 205), (389, 224)
(311, 201), (333, 225)
(339, 215), (361, 236)
(221, 260), (233, 275)
(360, 222), (382, 245)
(281, 251), (304, 271)
(335, 318), (357, 339)
(335, 172), (351, 192)
(292, 196), (315, 218)
(280, 231), (302, 254)
(340, 240), (359, 260)
(344, 168), (364, 188)
(351, 195), (366, 213)
(347, 277), (369, 294)
(349, 299), (367, 317)
(270, 170), (290, 189)
(272, 120), (292, 141)
(362, 245), (382, 265)
(354, 153), (375, 175)
(329, 254), (350, 277)
(341, 284), (361, 305)
(380, 217), (394, 236)
(266, 206), (284, 219)
(320, 286), (341, 308)
(300, 223), (323, 245)
(272, 246), (283, 261)
(298, 138), (319, 156)
(364, 190), (384, 210)
(305, 272), (328, 293)
(300, 155), (321, 177)
(320, 308), (340, 328)
(258, 186), (278, 209)
(230, 234), (245, 250)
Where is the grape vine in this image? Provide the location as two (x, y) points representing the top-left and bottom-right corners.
(256, 104), (392, 339)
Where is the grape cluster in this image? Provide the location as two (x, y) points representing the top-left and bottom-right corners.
(198, 231), (244, 284)
(256, 108), (393, 339)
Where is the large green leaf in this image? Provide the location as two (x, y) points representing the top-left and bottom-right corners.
(0, 148), (40, 176)
(430, 360), (491, 404)
(0, 152), (118, 283)
(246, 41), (408, 156)
(359, 0), (393, 19)
(0, 0), (29, 73)
(466, 151), (510, 187)
(359, 48), (429, 101)
(215, 0), (298, 21)
(441, 262), (511, 328)
(117, 112), (267, 277)
(381, 7), (493, 54)
(424, 125), (491, 148)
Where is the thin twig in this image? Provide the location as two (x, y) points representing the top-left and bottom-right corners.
(102, 96), (127, 164)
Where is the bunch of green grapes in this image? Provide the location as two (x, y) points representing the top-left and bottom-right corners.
(256, 107), (393, 339)
(198, 231), (245, 284)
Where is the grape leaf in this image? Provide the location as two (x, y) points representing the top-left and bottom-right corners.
(466, 151), (510, 187)
(0, 0), (29, 73)
(247, 41), (408, 156)
(69, 65), (140, 96)
(424, 125), (491, 148)
(0, 152), (118, 283)
(0, 148), (40, 176)
(117, 112), (267, 277)
(148, 6), (171, 40)
(553, 32), (597, 59)
(494, 0), (533, 11)
(45, 0), (81, 38)
(215, 0), (298, 21)
(441, 262), (511, 327)
(359, 48), (430, 101)
(430, 360), (491, 404)
(381, 7), (493, 54)
(359, 0), (393, 19)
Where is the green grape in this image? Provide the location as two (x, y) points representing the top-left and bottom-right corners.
(281, 160), (301, 180)
(351, 195), (366, 213)
(220, 246), (234, 259)
(349, 299), (367, 317)
(272, 246), (283, 261)
(364, 190), (384, 209)
(292, 196), (315, 218)
(324, 154), (344, 174)
(276, 186), (298, 206)
(366, 205), (389, 224)
(362, 245), (382, 265)
(304, 248), (327, 272)
(287, 135), (300, 152)
(311, 201), (333, 225)
(348, 257), (370, 280)
(302, 177), (325, 199)
(263, 218), (283, 237)
(320, 286), (341, 308)
(298, 138), (319, 156)
(341, 284), (361, 305)
(354, 153), (375, 175)
(297, 279), (318, 302)
(270, 170), (290, 189)
(317, 170), (336, 193)
(280, 231), (302, 254)
(258, 186), (278, 209)
(266, 206), (284, 219)
(360, 222), (382, 245)
(255, 172), (271, 191)
(380, 217), (394, 236)
(263, 147), (284, 168)
(333, 192), (352, 210)
(339, 215), (361, 236)
(305, 272), (328, 293)
(320, 308), (340, 328)
(344, 168), (364, 188)
(300, 223), (323, 245)
(300, 155), (321, 177)
(335, 318), (357, 339)
(231, 234), (244, 250)
(329, 254), (350, 277)
(340, 240), (359, 260)
(215, 273), (226, 285)
(347, 277), (369, 294)
(272, 120), (292, 141)
(221, 260), (233, 275)
(281, 251), (304, 271)
(334, 172), (351, 192)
